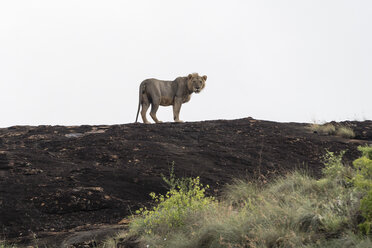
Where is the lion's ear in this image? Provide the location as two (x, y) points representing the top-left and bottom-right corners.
(188, 74), (193, 80)
(202, 75), (207, 81)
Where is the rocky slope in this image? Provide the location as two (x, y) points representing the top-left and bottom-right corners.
(0, 118), (371, 246)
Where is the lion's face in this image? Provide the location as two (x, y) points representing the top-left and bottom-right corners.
(188, 73), (207, 94)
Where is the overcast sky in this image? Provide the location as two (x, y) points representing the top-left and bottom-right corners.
(0, 0), (371, 127)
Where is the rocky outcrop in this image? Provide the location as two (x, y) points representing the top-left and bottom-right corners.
(0, 118), (371, 246)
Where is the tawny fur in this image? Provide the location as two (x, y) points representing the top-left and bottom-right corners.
(135, 73), (207, 124)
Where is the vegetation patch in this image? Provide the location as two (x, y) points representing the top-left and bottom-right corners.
(353, 146), (372, 234)
(336, 126), (356, 139)
(310, 123), (336, 135)
(108, 147), (372, 247)
(310, 123), (355, 138)
(0, 242), (17, 248)
(130, 173), (215, 236)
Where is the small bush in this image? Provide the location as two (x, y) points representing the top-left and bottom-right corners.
(336, 126), (356, 139)
(322, 150), (353, 182)
(130, 173), (215, 236)
(353, 145), (372, 234)
(359, 190), (372, 234)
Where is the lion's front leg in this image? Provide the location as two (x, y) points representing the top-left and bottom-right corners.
(173, 98), (183, 123)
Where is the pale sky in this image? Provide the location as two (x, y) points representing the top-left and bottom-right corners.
(0, 0), (371, 127)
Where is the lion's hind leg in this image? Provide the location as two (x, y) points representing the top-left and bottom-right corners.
(149, 100), (162, 124)
(140, 95), (151, 124)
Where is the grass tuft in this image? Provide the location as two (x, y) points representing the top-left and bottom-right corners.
(310, 123), (355, 139)
(310, 123), (336, 135)
(336, 126), (356, 138)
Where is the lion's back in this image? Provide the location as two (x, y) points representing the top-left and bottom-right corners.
(142, 78), (183, 95)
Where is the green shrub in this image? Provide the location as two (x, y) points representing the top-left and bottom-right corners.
(322, 150), (353, 182)
(130, 173), (215, 236)
(353, 145), (372, 234)
(353, 146), (372, 187)
(359, 190), (372, 234)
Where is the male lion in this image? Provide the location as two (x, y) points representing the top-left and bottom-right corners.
(135, 73), (207, 124)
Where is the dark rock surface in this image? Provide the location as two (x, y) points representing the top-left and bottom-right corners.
(0, 118), (371, 246)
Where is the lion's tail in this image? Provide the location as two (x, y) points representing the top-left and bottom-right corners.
(135, 82), (143, 123)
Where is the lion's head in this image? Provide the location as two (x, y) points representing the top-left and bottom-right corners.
(187, 73), (207, 94)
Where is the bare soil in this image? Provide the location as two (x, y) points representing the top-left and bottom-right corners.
(1, 118), (371, 247)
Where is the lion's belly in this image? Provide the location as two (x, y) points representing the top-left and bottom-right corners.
(160, 96), (174, 106)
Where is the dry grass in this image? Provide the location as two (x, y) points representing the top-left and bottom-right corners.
(336, 126), (356, 138)
(310, 123), (336, 135)
(103, 150), (372, 247)
(310, 123), (355, 139)
(105, 171), (370, 248)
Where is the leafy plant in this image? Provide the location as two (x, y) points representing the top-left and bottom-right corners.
(359, 190), (372, 234)
(322, 150), (352, 182)
(353, 145), (372, 234)
(130, 169), (215, 236)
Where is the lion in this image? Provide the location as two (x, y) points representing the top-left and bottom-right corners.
(135, 73), (207, 124)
